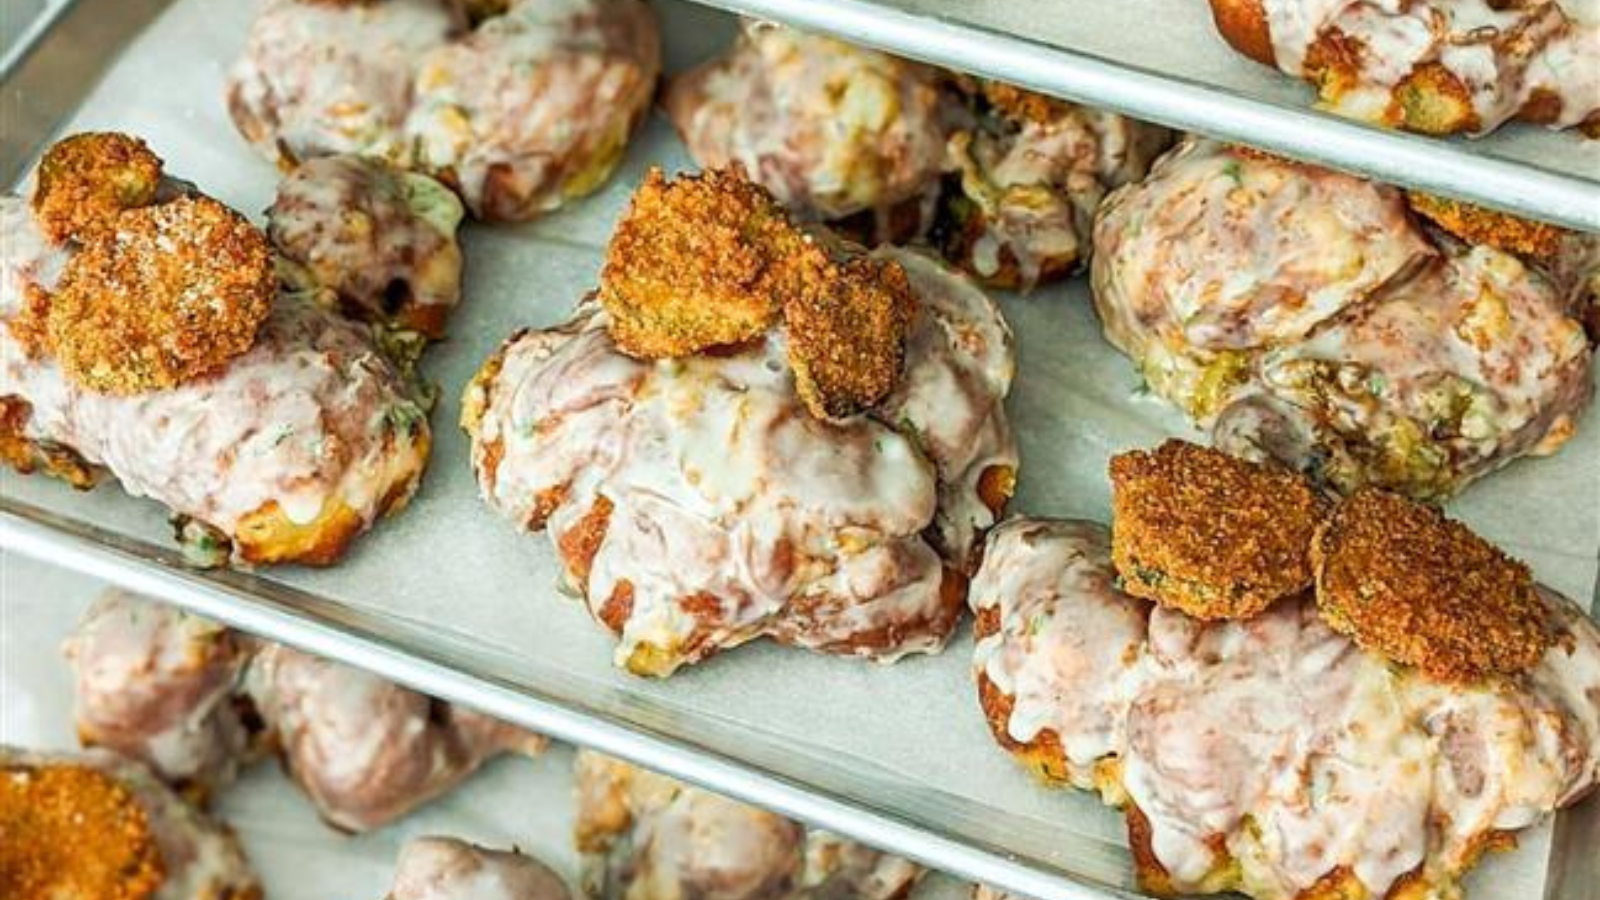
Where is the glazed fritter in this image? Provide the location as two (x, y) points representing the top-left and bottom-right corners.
(599, 168), (809, 359)
(1311, 488), (1558, 683)
(1108, 440), (1329, 620)
(1406, 191), (1568, 261)
(0, 760), (164, 900)
(783, 251), (915, 421)
(48, 195), (274, 394)
(31, 132), (163, 244)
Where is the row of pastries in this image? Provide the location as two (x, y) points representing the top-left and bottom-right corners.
(3, 0), (1599, 898)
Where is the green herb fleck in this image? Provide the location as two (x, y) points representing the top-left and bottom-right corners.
(1221, 160), (1244, 186)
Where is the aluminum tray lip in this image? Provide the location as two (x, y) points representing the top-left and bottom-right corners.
(687, 0), (1600, 234)
(0, 498), (1148, 900)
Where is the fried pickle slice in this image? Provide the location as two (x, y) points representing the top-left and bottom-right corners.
(1406, 191), (1568, 260)
(783, 251), (915, 420)
(599, 167), (811, 359)
(0, 761), (165, 900)
(1311, 488), (1557, 683)
(31, 132), (164, 244)
(48, 195), (275, 394)
(1109, 440), (1329, 620)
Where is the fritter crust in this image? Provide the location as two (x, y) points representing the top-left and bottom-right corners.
(1311, 488), (1558, 683)
(980, 80), (1074, 125)
(48, 195), (274, 394)
(1109, 440), (1329, 620)
(1406, 191), (1568, 261)
(31, 132), (163, 244)
(784, 251), (915, 420)
(599, 167), (806, 359)
(0, 761), (165, 900)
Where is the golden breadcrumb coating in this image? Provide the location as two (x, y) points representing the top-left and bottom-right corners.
(981, 80), (1074, 125)
(784, 251), (915, 420)
(1406, 191), (1568, 260)
(6, 282), (54, 359)
(1109, 440), (1330, 620)
(31, 132), (164, 244)
(1311, 488), (1557, 683)
(600, 167), (810, 359)
(599, 167), (916, 420)
(48, 195), (275, 394)
(0, 762), (166, 900)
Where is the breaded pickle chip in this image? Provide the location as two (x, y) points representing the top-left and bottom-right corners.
(1312, 489), (1557, 683)
(49, 195), (275, 394)
(1406, 191), (1567, 260)
(599, 168), (809, 359)
(1109, 440), (1329, 620)
(0, 761), (165, 900)
(784, 252), (915, 420)
(32, 132), (164, 244)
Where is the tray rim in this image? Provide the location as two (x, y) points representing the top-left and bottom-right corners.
(686, 0), (1600, 233)
(0, 0), (1595, 897)
(0, 498), (1150, 900)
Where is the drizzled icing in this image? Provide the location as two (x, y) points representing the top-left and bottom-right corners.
(63, 590), (246, 790)
(407, 0), (660, 220)
(268, 154), (464, 328)
(227, 0), (457, 161)
(947, 108), (1170, 290)
(1260, 0), (1599, 133)
(467, 247), (1015, 674)
(1092, 138), (1592, 497)
(971, 517), (1600, 900)
(575, 751), (923, 900)
(245, 643), (542, 832)
(228, 0), (658, 221)
(388, 837), (572, 900)
(0, 747), (262, 900)
(1, 195), (428, 548)
(666, 21), (953, 222)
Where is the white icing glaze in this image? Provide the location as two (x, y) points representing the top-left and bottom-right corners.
(968, 519), (1148, 788)
(228, 0), (658, 221)
(63, 589), (247, 790)
(468, 247), (1015, 674)
(971, 517), (1600, 900)
(0, 746), (262, 900)
(1260, 0), (1599, 133)
(666, 21), (952, 222)
(0, 194), (429, 550)
(406, 0), (659, 220)
(268, 154), (464, 328)
(574, 751), (922, 900)
(245, 642), (543, 832)
(1091, 138), (1593, 497)
(227, 0), (457, 162)
(947, 106), (1170, 290)
(388, 836), (572, 900)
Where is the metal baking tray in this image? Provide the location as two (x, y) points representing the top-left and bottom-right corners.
(690, 0), (1600, 233)
(2, 1), (1597, 899)
(0, 551), (976, 900)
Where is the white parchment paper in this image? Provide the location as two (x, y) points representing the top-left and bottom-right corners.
(0, 551), (975, 899)
(2, 0), (1597, 896)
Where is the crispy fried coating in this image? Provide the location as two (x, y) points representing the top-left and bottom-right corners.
(31, 132), (164, 244)
(1109, 440), (1329, 620)
(599, 168), (811, 359)
(48, 195), (274, 394)
(784, 251), (915, 420)
(1406, 191), (1568, 260)
(981, 80), (1074, 125)
(1311, 489), (1557, 683)
(0, 762), (165, 900)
